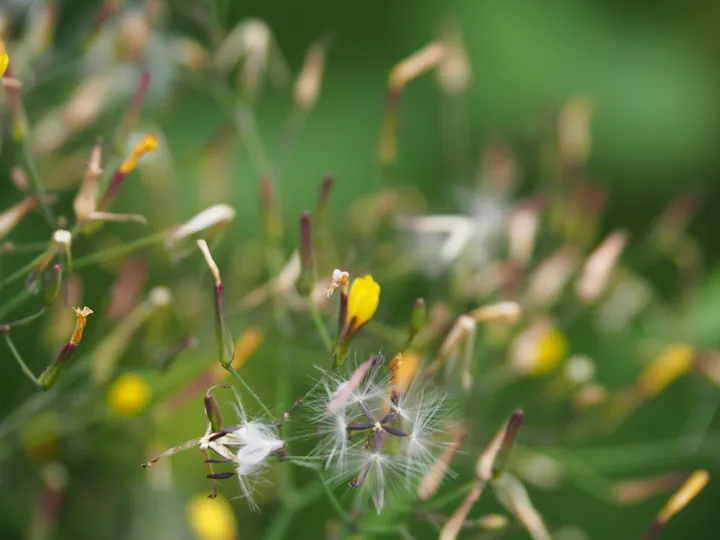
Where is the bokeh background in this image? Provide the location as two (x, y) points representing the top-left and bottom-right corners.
(1, 0), (719, 539)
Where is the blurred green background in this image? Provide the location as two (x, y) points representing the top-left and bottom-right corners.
(1, 0), (720, 539)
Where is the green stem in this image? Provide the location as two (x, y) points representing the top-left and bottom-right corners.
(262, 507), (296, 540)
(0, 288), (33, 319)
(318, 471), (354, 527)
(0, 255), (41, 290)
(224, 364), (274, 418)
(21, 142), (55, 227)
(73, 230), (169, 270)
(3, 334), (41, 387)
(309, 302), (333, 352)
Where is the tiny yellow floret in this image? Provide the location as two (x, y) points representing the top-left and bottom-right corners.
(108, 373), (150, 416)
(186, 493), (237, 540)
(346, 274), (380, 329)
(119, 134), (159, 174)
(529, 327), (568, 375)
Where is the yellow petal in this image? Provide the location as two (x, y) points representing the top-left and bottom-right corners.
(0, 54), (8, 78)
(119, 134), (159, 174)
(346, 274), (380, 328)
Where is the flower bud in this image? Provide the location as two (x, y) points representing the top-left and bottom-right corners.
(296, 212), (314, 297)
(44, 264), (62, 306)
(38, 307), (93, 389)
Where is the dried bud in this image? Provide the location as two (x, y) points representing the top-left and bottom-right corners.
(44, 264), (62, 306)
(476, 410), (524, 482)
(575, 230), (628, 303)
(493, 473), (551, 540)
(645, 470), (709, 539)
(0, 195), (47, 240)
(440, 482), (484, 540)
(558, 97), (593, 166)
(296, 212), (315, 297)
(508, 205), (539, 265)
(165, 204), (236, 249)
(527, 247), (580, 307)
(471, 301), (521, 324)
(294, 43), (325, 110)
(204, 390), (224, 433)
(436, 28), (471, 95)
(38, 307), (93, 389)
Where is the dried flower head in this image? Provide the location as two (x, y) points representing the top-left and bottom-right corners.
(144, 387), (285, 510)
(308, 356), (453, 513)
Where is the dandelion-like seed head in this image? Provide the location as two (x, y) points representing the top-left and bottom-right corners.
(308, 355), (454, 513)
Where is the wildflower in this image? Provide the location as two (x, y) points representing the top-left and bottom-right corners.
(186, 494), (237, 540)
(38, 307), (93, 389)
(346, 275), (380, 330)
(108, 373), (151, 416)
(0, 51), (7, 77)
(144, 387), (285, 509)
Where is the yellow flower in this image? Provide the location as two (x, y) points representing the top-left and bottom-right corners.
(119, 134), (159, 174)
(70, 306), (94, 345)
(186, 493), (237, 540)
(529, 327), (568, 376)
(346, 274), (380, 329)
(638, 343), (694, 397)
(108, 373), (150, 416)
(0, 54), (8, 78)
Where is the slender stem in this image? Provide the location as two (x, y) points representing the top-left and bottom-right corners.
(309, 302), (333, 352)
(0, 255), (41, 290)
(3, 334), (41, 387)
(262, 507), (296, 540)
(21, 143), (55, 227)
(318, 471), (354, 527)
(73, 230), (169, 270)
(0, 288), (33, 319)
(0, 308), (45, 331)
(224, 364), (274, 418)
